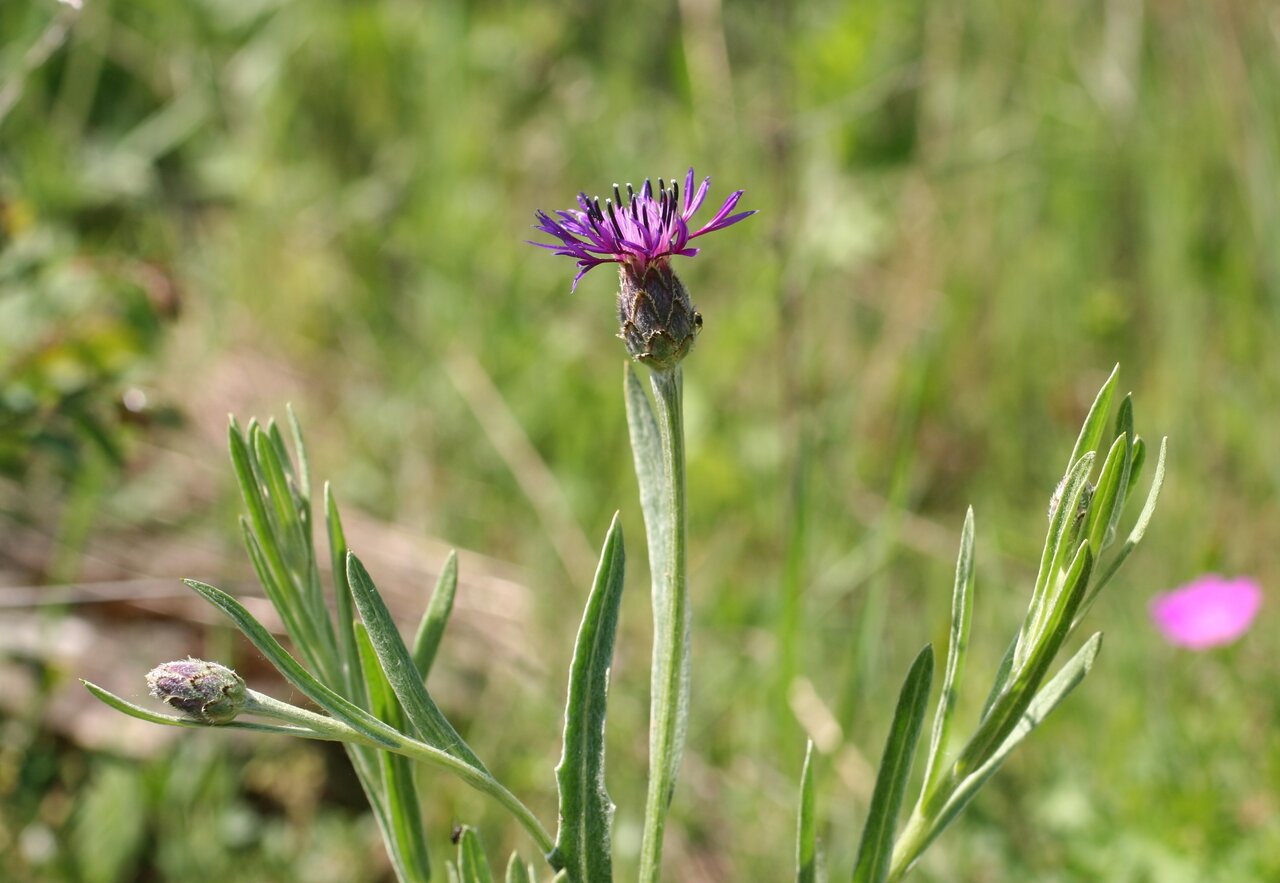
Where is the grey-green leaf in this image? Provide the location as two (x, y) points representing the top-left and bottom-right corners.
(412, 549), (459, 678)
(355, 624), (432, 883)
(922, 508), (974, 795)
(505, 854), (533, 883)
(1067, 364), (1118, 468)
(624, 363), (668, 601)
(346, 553), (487, 771)
(458, 828), (496, 883)
(796, 741), (818, 883)
(918, 633), (1103, 858)
(181, 579), (399, 747)
(552, 515), (625, 883)
(852, 645), (934, 883)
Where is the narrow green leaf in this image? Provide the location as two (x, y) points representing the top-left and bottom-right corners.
(1017, 452), (1094, 670)
(458, 828), (496, 883)
(1066, 365), (1118, 468)
(979, 635), (1018, 722)
(852, 645), (934, 883)
(958, 544), (1093, 777)
(325, 484), (366, 704)
(505, 854), (533, 883)
(915, 633), (1103, 858)
(1084, 434), (1128, 556)
(796, 741), (818, 883)
(182, 579), (399, 747)
(239, 517), (325, 673)
(921, 508), (975, 795)
(552, 515), (625, 882)
(286, 404), (312, 505)
(623, 363), (668, 600)
(1087, 436), (1167, 603)
(356, 624), (432, 883)
(412, 550), (459, 679)
(82, 681), (337, 741)
(1124, 436), (1147, 502)
(346, 553), (486, 771)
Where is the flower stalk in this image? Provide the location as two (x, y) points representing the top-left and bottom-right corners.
(638, 366), (692, 882)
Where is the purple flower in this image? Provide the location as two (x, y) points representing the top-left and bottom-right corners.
(530, 168), (756, 290)
(1149, 575), (1262, 650)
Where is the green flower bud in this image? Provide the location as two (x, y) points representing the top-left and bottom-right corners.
(146, 658), (246, 724)
(617, 263), (701, 372)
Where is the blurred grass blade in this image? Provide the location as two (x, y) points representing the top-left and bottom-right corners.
(920, 634), (1103, 858)
(553, 515), (625, 882)
(412, 549), (459, 678)
(796, 740), (817, 883)
(82, 681), (339, 740)
(624, 363), (668, 599)
(182, 579), (399, 747)
(356, 624), (432, 883)
(347, 553), (487, 771)
(1067, 365), (1118, 468)
(921, 508), (974, 795)
(458, 827), (496, 883)
(852, 645), (933, 883)
(505, 854), (533, 883)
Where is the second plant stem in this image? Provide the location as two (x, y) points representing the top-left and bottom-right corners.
(639, 367), (691, 883)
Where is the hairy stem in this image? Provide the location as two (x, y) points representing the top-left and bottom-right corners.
(244, 691), (556, 860)
(639, 367), (691, 883)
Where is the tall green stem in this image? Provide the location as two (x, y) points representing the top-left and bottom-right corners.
(639, 367), (691, 883)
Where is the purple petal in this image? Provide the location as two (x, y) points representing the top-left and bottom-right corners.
(1150, 575), (1262, 649)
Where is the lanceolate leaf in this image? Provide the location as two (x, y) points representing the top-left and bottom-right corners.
(623, 364), (668, 602)
(1066, 365), (1118, 469)
(458, 828), (496, 883)
(356, 624), (432, 883)
(182, 579), (399, 747)
(914, 634), (1103, 860)
(412, 549), (459, 679)
(505, 854), (533, 883)
(796, 741), (818, 883)
(852, 645), (934, 883)
(1090, 436), (1168, 598)
(553, 515), (625, 882)
(922, 508), (975, 795)
(346, 553), (487, 771)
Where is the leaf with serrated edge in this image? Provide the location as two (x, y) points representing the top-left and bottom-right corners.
(852, 645), (934, 883)
(552, 515), (624, 882)
(347, 553), (486, 771)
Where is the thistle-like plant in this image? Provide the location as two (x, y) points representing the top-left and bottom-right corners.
(86, 169), (1164, 883)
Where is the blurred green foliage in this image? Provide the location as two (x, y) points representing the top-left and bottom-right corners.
(2, 0), (1278, 880)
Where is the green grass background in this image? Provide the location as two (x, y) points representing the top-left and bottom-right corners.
(2, 0), (1277, 880)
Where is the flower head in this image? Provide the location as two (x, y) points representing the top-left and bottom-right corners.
(530, 168), (755, 290)
(146, 658), (247, 724)
(1150, 575), (1262, 650)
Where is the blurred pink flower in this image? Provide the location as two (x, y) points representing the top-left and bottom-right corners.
(1150, 575), (1262, 649)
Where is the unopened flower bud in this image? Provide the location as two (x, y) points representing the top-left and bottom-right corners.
(617, 263), (701, 371)
(146, 658), (246, 724)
